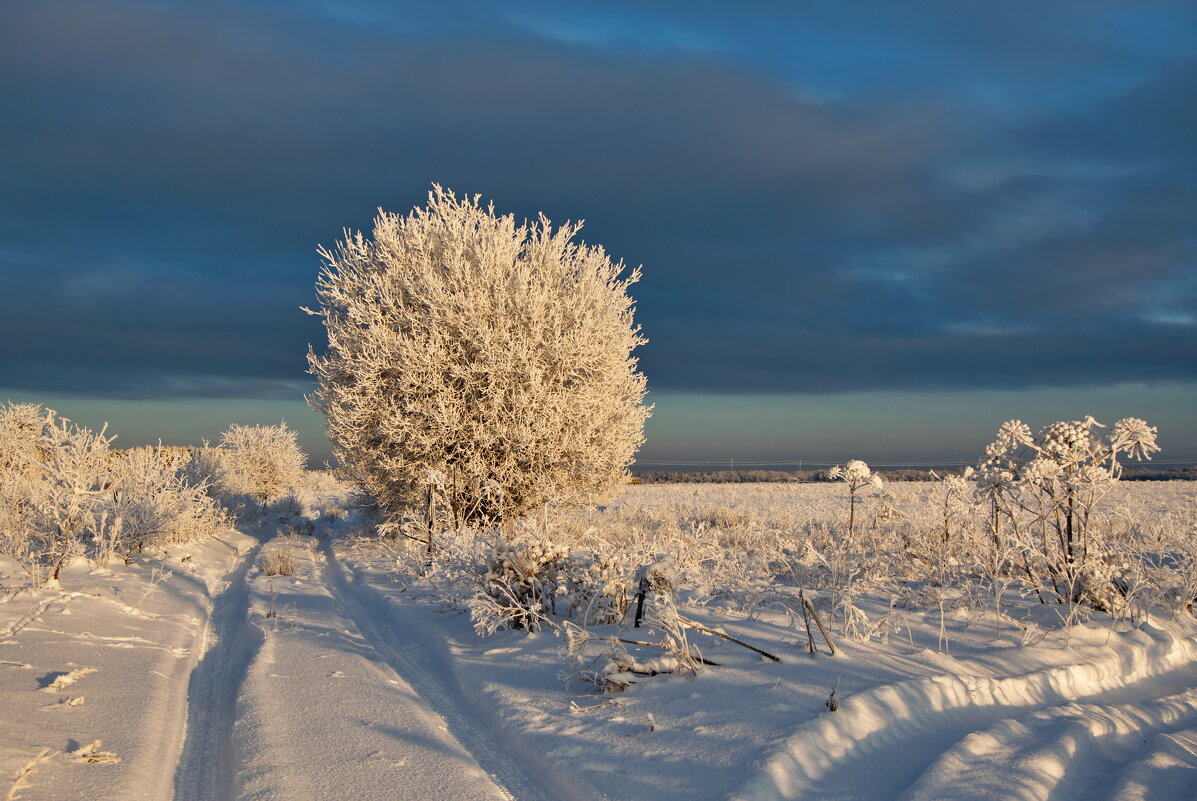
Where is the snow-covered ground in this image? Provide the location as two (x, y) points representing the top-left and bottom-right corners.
(3, 481), (1197, 800)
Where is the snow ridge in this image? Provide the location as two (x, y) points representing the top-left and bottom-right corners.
(905, 688), (1197, 800)
(736, 624), (1197, 801)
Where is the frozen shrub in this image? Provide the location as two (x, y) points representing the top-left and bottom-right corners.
(29, 412), (115, 581)
(0, 402), (45, 482)
(0, 405), (228, 583)
(0, 403), (46, 566)
(108, 445), (228, 556)
(472, 539), (569, 634)
(307, 186), (650, 526)
(467, 535), (632, 635)
(561, 548), (630, 626)
(182, 444), (224, 492)
(217, 422), (306, 504)
(1, 410), (114, 582)
(260, 542), (298, 576)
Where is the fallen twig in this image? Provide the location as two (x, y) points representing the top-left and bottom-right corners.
(676, 616), (781, 662)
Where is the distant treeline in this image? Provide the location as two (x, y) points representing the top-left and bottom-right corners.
(633, 468), (942, 484)
(633, 465), (1197, 484)
(1122, 465), (1197, 481)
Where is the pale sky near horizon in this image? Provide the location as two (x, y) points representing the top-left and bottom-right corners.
(5, 382), (1193, 468)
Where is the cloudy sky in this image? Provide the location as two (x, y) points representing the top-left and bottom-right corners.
(3, 1), (1195, 466)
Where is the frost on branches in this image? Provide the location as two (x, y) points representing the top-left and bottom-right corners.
(976, 416), (1161, 607)
(307, 186), (650, 524)
(216, 422), (307, 504)
(0, 403), (227, 584)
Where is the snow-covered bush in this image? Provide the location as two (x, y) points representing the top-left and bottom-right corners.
(217, 422), (306, 504)
(181, 443), (224, 491)
(0, 402), (45, 481)
(0, 404), (46, 563)
(108, 445), (228, 557)
(472, 539), (569, 634)
(22, 411), (115, 581)
(561, 548), (630, 626)
(307, 186), (650, 526)
(0, 404), (229, 583)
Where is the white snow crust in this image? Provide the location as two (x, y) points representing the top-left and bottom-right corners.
(2, 482), (1196, 801)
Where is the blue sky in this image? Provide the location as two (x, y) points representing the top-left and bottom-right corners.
(2, 1), (1194, 466)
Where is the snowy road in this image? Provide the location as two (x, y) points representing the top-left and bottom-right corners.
(213, 534), (594, 801)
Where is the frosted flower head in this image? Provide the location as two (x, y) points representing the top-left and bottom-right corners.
(1037, 419), (1102, 464)
(1111, 417), (1160, 461)
(1019, 457), (1062, 486)
(985, 420), (1033, 459)
(844, 460), (872, 482)
(974, 464), (1015, 499)
(830, 460), (877, 490)
(1069, 463), (1114, 492)
(942, 471), (972, 497)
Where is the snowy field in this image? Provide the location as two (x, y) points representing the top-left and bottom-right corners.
(3, 479), (1197, 801)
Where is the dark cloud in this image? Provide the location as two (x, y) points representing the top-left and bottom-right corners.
(0, 0), (1193, 399)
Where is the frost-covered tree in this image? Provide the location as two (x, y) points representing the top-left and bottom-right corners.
(217, 423), (306, 504)
(307, 186), (650, 524)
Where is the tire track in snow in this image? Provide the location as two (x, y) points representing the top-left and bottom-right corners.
(172, 539), (265, 801)
(317, 538), (599, 801)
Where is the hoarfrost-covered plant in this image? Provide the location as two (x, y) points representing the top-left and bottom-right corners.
(0, 402), (45, 482)
(217, 423), (306, 504)
(109, 446), (228, 555)
(307, 186), (650, 525)
(475, 539), (569, 633)
(0, 409), (114, 582)
(0, 403), (46, 559)
(0, 405), (231, 582)
(976, 415), (1160, 606)
(829, 460), (882, 542)
(30, 412), (115, 581)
